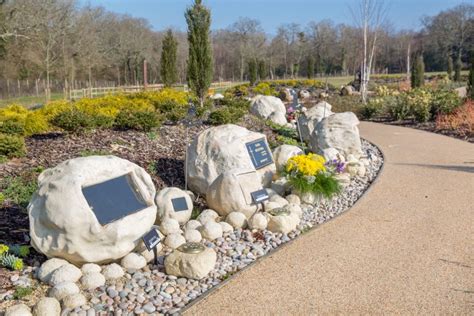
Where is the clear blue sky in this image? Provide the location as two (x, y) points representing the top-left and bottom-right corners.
(80, 0), (468, 34)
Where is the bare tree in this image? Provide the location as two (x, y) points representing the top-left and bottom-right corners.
(351, 0), (387, 103)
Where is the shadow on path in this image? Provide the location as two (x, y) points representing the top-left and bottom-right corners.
(394, 163), (474, 174)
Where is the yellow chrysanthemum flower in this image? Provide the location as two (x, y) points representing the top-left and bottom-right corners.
(286, 153), (326, 176)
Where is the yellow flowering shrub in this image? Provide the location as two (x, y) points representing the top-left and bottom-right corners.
(286, 153), (326, 176)
(0, 104), (49, 136)
(0, 244), (9, 256)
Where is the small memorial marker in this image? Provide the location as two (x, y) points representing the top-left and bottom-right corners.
(246, 138), (273, 169)
(82, 174), (148, 226)
(171, 197), (189, 212)
(251, 189), (270, 204)
(142, 229), (161, 252)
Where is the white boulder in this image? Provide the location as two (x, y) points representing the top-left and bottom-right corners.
(272, 145), (303, 172)
(48, 282), (80, 301)
(101, 263), (124, 280)
(285, 194), (301, 205)
(80, 272), (105, 290)
(81, 263), (101, 275)
(37, 258), (68, 283)
(165, 245), (217, 280)
(28, 156), (157, 265)
(186, 124), (276, 195)
(279, 88), (293, 102)
(211, 93), (225, 100)
(226, 212), (248, 229)
(299, 90), (311, 99)
(120, 253), (147, 270)
(267, 209), (298, 234)
(155, 187), (193, 224)
(199, 222), (223, 241)
(250, 95), (286, 120)
(298, 101), (333, 142)
(33, 297), (60, 316)
(322, 148), (345, 162)
(271, 178), (290, 196)
(5, 304), (32, 316)
(197, 209), (219, 224)
(248, 213), (268, 230)
(49, 264), (82, 286)
(159, 218), (180, 236)
(62, 293), (87, 309)
(184, 229), (202, 243)
(311, 112), (363, 158)
(219, 221), (234, 233)
(185, 219), (202, 231)
(206, 170), (262, 218)
(284, 203), (303, 219)
(269, 194), (289, 207)
(268, 111), (288, 126)
(164, 233), (186, 249)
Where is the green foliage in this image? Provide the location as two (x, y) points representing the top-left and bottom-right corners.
(160, 29), (179, 87)
(1, 253), (24, 271)
(253, 82), (277, 96)
(257, 59), (266, 80)
(0, 133), (26, 158)
(224, 84), (250, 98)
(13, 286), (32, 299)
(447, 54), (453, 80)
(454, 53), (462, 82)
(208, 107), (246, 125)
(248, 59), (258, 86)
(326, 95), (363, 115)
(185, 0), (213, 106)
(51, 108), (94, 132)
(79, 149), (111, 157)
(307, 55), (315, 79)
(289, 172), (341, 199)
(361, 98), (384, 119)
(430, 90), (462, 115)
(154, 100), (188, 122)
(469, 56), (474, 99)
(411, 54), (425, 88)
(114, 110), (161, 132)
(0, 244), (8, 256)
(0, 105), (49, 136)
(0, 118), (25, 135)
(1, 175), (38, 210)
(9, 245), (30, 258)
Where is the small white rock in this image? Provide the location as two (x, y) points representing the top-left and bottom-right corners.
(49, 264), (82, 286)
(121, 253), (147, 270)
(248, 213), (268, 230)
(62, 293), (87, 309)
(285, 194), (301, 205)
(5, 304), (32, 316)
(184, 229), (202, 243)
(164, 233), (186, 249)
(269, 194), (289, 206)
(185, 219), (202, 231)
(33, 297), (60, 316)
(199, 221), (223, 240)
(197, 209), (219, 224)
(165, 247), (217, 280)
(101, 263), (124, 280)
(264, 201), (282, 211)
(219, 221), (234, 233)
(80, 272), (106, 290)
(81, 263), (101, 275)
(37, 258), (68, 283)
(225, 212), (248, 229)
(159, 218), (181, 236)
(284, 203), (303, 219)
(48, 282), (80, 301)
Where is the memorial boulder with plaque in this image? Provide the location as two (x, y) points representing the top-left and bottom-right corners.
(186, 124), (276, 195)
(206, 169), (263, 218)
(155, 187), (193, 225)
(28, 156), (157, 265)
(164, 243), (217, 280)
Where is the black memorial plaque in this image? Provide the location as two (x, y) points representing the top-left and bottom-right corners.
(82, 174), (148, 226)
(142, 229), (161, 251)
(251, 189), (269, 204)
(171, 197), (188, 212)
(246, 138), (273, 169)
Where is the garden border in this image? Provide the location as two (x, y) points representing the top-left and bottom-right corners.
(180, 137), (386, 314)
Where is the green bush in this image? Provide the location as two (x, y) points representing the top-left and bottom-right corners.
(51, 109), (93, 132)
(114, 110), (161, 132)
(0, 133), (26, 158)
(1, 176), (37, 210)
(253, 82), (276, 96)
(361, 100), (383, 119)
(387, 96), (411, 121)
(208, 107), (246, 125)
(0, 119), (25, 135)
(12, 286), (31, 299)
(155, 101), (188, 122)
(430, 90), (462, 116)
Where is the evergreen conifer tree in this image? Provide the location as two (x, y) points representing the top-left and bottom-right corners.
(454, 53), (462, 82)
(307, 55), (315, 79)
(248, 59), (257, 86)
(160, 29), (178, 87)
(411, 54), (425, 88)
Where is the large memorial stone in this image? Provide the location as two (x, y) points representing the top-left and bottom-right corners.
(186, 124), (276, 195)
(250, 95), (287, 123)
(297, 101), (333, 142)
(310, 112), (363, 158)
(28, 156), (157, 265)
(155, 187), (192, 224)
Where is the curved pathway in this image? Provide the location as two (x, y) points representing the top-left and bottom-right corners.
(186, 122), (474, 315)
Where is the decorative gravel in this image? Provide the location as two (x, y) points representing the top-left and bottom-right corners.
(53, 139), (383, 316)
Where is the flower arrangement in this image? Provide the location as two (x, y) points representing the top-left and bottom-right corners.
(283, 153), (341, 200)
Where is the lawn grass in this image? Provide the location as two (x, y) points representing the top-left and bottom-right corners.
(0, 93), (65, 108)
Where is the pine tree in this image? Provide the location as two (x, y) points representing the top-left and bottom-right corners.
(257, 60), (266, 81)
(160, 29), (178, 87)
(307, 55), (315, 79)
(468, 53), (473, 99)
(447, 54), (453, 80)
(185, 0), (213, 107)
(454, 53), (462, 82)
(248, 59), (257, 86)
(411, 54), (425, 88)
